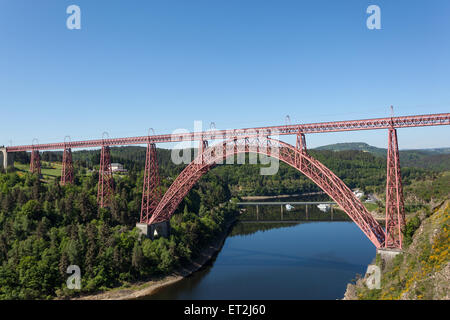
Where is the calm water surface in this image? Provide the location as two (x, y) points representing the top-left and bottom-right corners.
(145, 217), (375, 300)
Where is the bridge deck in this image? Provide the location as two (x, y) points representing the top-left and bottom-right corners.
(6, 113), (450, 152)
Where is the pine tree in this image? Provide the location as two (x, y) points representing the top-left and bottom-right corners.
(59, 252), (69, 277)
(131, 242), (144, 271)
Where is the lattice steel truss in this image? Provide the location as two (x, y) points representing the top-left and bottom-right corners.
(385, 128), (406, 248)
(7, 113), (449, 152)
(30, 150), (41, 176)
(97, 145), (114, 208)
(6, 113), (449, 249)
(148, 136), (386, 248)
(61, 148), (74, 185)
(140, 143), (162, 224)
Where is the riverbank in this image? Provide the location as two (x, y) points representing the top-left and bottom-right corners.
(74, 217), (237, 300)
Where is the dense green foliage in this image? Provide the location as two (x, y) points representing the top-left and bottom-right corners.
(0, 166), (236, 299)
(211, 149), (437, 199)
(403, 215), (421, 246)
(10, 145), (447, 197)
(0, 143), (448, 299)
(404, 171), (450, 203)
(315, 142), (450, 171)
(9, 145), (447, 201)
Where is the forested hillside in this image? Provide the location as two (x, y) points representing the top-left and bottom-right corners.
(315, 142), (450, 171)
(10, 146), (441, 200)
(0, 144), (448, 299)
(0, 165), (236, 299)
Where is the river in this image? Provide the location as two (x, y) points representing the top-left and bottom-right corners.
(143, 202), (375, 300)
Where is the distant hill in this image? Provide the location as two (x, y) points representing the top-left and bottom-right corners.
(315, 142), (386, 156)
(314, 142), (450, 171)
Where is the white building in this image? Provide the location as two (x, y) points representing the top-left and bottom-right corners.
(111, 163), (127, 173)
(353, 189), (365, 199)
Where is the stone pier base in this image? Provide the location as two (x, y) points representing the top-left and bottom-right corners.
(136, 221), (171, 239)
(376, 248), (403, 270)
(0, 148), (14, 171)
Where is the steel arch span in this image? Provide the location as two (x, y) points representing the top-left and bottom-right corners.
(149, 136), (386, 248)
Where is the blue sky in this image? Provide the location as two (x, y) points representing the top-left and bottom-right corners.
(1, 0), (449, 149)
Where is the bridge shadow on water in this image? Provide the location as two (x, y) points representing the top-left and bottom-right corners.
(216, 245), (366, 272)
(228, 212), (364, 272)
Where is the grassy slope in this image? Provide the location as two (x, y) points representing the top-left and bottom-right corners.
(347, 200), (449, 300)
(14, 161), (62, 180)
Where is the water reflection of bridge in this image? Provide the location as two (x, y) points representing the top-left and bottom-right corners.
(237, 201), (350, 222)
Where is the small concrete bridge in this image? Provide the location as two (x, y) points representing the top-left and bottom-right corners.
(237, 201), (336, 206)
(238, 201), (337, 221)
